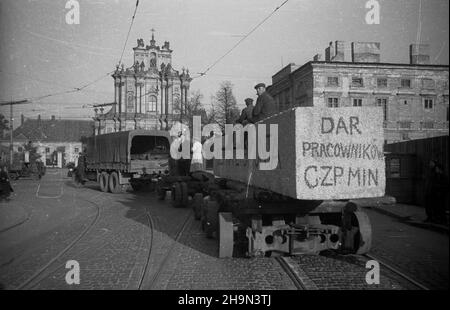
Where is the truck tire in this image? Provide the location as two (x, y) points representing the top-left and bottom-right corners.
(99, 172), (109, 192)
(109, 171), (121, 194)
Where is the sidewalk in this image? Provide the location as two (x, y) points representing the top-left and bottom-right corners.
(363, 200), (449, 235)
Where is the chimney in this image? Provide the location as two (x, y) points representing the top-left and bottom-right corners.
(351, 42), (381, 63)
(410, 44), (430, 64)
(37, 114), (41, 127)
(21, 114), (24, 126)
(325, 41), (345, 62)
(313, 54), (322, 61)
(51, 115), (55, 121)
(325, 42), (334, 61)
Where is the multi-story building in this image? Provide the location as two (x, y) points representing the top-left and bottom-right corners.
(0, 115), (94, 167)
(267, 41), (449, 143)
(94, 31), (192, 135)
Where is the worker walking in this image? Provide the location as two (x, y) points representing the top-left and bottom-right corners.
(252, 83), (276, 123)
(190, 136), (204, 173)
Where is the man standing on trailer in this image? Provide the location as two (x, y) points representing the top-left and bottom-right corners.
(236, 98), (254, 125)
(252, 83), (276, 123)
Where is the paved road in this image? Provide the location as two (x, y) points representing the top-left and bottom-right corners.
(0, 169), (447, 290)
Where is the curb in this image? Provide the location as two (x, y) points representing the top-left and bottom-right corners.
(367, 206), (449, 235)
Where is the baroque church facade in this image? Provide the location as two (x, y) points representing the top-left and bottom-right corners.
(94, 32), (192, 135)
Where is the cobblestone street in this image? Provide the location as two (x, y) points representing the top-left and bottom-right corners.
(0, 170), (448, 290)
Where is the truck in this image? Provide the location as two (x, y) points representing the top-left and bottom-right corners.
(73, 130), (172, 193)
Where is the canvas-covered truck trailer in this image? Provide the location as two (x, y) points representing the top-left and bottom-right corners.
(73, 130), (171, 193)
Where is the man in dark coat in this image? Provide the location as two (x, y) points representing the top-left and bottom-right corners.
(236, 98), (254, 125)
(252, 83), (276, 123)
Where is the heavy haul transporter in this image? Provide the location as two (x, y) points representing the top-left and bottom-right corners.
(159, 106), (385, 258)
(73, 130), (171, 192)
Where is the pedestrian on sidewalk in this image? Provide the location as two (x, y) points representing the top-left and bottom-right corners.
(0, 165), (14, 199)
(424, 159), (448, 225)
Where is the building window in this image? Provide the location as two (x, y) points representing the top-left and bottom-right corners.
(399, 121), (411, 129)
(421, 121), (434, 129)
(422, 79), (435, 89)
(146, 95), (157, 112)
(74, 147), (79, 153)
(327, 77), (339, 86)
(327, 97), (339, 108)
(45, 147), (50, 153)
(377, 78), (387, 88)
(352, 98), (362, 107)
(400, 98), (411, 105)
(376, 98), (388, 121)
(401, 79), (411, 88)
(351, 77), (364, 87)
(401, 132), (409, 140)
(424, 98), (433, 110)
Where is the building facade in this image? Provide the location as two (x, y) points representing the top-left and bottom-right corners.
(0, 115), (94, 167)
(267, 42), (449, 144)
(95, 32), (192, 135)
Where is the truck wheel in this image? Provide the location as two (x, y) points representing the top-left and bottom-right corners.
(192, 193), (203, 220)
(109, 171), (122, 194)
(172, 182), (182, 208)
(99, 172), (109, 192)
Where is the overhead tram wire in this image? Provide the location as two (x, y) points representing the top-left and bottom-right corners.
(118, 0), (140, 68)
(192, 0), (290, 80)
(2, 1), (141, 105)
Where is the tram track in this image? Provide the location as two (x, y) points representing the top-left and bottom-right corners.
(363, 253), (430, 290)
(143, 210), (193, 290)
(15, 195), (103, 290)
(275, 256), (310, 290)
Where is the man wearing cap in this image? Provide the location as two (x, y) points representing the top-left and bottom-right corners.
(252, 83), (276, 122)
(236, 98), (254, 125)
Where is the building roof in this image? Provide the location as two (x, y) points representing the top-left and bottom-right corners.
(10, 118), (94, 143)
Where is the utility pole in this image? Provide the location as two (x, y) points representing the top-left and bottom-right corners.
(0, 99), (29, 166)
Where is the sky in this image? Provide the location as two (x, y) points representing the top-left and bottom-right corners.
(0, 0), (448, 127)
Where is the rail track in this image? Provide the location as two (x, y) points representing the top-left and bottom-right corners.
(363, 253), (430, 290)
(275, 256), (311, 290)
(16, 195), (102, 290)
(142, 210), (193, 290)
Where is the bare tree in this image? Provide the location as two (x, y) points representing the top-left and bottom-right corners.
(212, 81), (240, 132)
(173, 90), (208, 131)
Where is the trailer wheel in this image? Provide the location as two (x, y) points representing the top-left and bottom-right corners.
(192, 193), (203, 220)
(109, 171), (122, 194)
(99, 172), (109, 192)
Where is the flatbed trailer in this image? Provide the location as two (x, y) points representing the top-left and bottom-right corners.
(157, 106), (385, 258)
